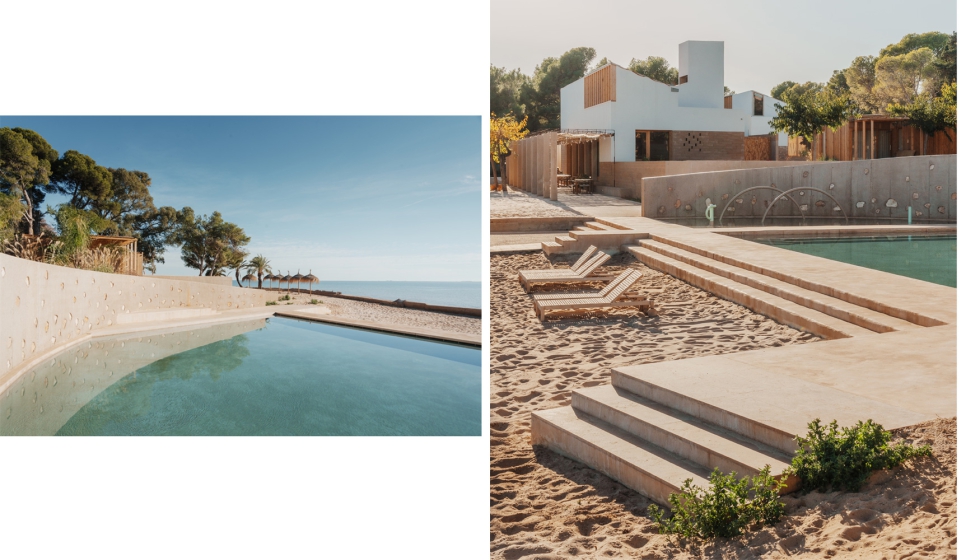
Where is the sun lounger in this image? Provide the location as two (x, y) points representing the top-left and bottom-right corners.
(518, 251), (614, 292)
(531, 269), (655, 320)
(517, 245), (597, 280)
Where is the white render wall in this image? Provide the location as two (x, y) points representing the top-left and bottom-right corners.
(730, 91), (788, 143)
(677, 41), (725, 109)
(562, 66), (747, 163)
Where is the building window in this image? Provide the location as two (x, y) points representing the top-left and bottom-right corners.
(753, 93), (764, 116)
(679, 75), (688, 85)
(635, 131), (670, 161)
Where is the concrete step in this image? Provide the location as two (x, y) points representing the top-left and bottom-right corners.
(556, 235), (575, 244)
(585, 221), (612, 231)
(541, 241), (562, 254)
(645, 233), (945, 328)
(531, 406), (710, 506)
(636, 239), (920, 334)
(571, 385), (796, 489)
(115, 307), (218, 324)
(595, 217), (634, 230)
(628, 245), (875, 339)
(612, 358), (932, 456)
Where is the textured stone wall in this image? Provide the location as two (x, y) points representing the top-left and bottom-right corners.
(0, 254), (274, 389)
(641, 155), (957, 224)
(670, 131), (745, 161)
(596, 160), (806, 200)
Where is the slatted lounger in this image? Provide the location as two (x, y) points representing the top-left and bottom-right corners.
(531, 269), (655, 320)
(518, 251), (614, 293)
(516, 245), (598, 280)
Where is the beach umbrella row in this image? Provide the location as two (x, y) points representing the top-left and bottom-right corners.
(248, 269), (320, 295)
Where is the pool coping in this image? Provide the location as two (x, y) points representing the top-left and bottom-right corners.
(713, 224), (956, 240)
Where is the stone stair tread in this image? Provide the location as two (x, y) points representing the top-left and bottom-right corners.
(573, 384), (792, 475)
(556, 235), (575, 243)
(629, 245), (875, 339)
(585, 221), (611, 230)
(613, 357), (933, 454)
(532, 406), (710, 504)
(542, 241), (561, 248)
(637, 238), (918, 333)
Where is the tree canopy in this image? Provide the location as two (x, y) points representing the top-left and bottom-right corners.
(519, 47), (596, 131)
(0, 127), (59, 234)
(628, 56), (678, 86)
(769, 89), (854, 158)
(178, 211), (250, 277)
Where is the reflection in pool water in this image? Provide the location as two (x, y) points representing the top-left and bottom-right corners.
(1, 317), (481, 436)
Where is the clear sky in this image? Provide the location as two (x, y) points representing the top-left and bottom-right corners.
(491, 0), (956, 95)
(0, 116), (481, 281)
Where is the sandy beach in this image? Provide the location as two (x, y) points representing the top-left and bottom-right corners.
(490, 251), (955, 559)
(258, 290), (481, 336)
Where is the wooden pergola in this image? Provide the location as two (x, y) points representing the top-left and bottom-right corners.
(801, 115), (957, 161)
(89, 236), (143, 275)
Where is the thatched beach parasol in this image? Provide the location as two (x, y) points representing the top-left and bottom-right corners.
(243, 272), (257, 288)
(286, 270), (301, 294)
(267, 271), (281, 291)
(302, 269), (319, 294)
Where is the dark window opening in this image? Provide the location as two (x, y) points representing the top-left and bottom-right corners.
(635, 131), (670, 161)
(679, 75), (688, 85)
(753, 93), (764, 116)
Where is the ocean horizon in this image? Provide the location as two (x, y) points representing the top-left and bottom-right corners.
(251, 280), (481, 309)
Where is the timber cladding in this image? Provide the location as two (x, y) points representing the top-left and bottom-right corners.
(584, 65), (616, 108)
(744, 135), (771, 161)
(669, 131), (745, 160)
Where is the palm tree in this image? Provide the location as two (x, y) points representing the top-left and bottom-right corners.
(246, 254), (273, 289)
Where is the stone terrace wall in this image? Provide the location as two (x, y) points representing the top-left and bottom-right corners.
(0, 254), (274, 384)
(153, 275), (232, 286)
(642, 155), (956, 224)
(597, 160), (805, 200)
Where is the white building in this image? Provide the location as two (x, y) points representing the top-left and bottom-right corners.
(559, 40), (789, 165)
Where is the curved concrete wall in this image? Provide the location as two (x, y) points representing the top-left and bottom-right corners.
(642, 155), (956, 223)
(0, 254), (273, 389)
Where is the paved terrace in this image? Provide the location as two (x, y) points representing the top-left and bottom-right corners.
(530, 217), (956, 505)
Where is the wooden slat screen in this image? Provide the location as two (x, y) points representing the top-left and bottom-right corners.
(584, 65), (616, 108)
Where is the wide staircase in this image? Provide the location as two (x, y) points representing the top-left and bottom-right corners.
(542, 218), (650, 255)
(531, 355), (930, 507)
(532, 222), (940, 507)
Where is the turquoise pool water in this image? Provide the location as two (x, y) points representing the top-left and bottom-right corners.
(2, 317), (480, 436)
(754, 235), (956, 287)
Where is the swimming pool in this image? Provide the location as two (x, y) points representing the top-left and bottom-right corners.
(1, 317), (481, 436)
(753, 235), (956, 287)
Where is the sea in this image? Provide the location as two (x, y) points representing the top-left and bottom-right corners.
(269, 280), (481, 309)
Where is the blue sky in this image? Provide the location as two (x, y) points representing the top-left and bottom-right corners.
(0, 116), (481, 281)
(491, 0), (956, 96)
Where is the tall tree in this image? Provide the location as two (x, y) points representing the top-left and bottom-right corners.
(520, 47), (596, 131)
(0, 128), (58, 234)
(770, 90), (854, 160)
(770, 81), (797, 102)
(826, 70), (850, 96)
(246, 254), (273, 289)
(178, 211), (250, 276)
(873, 47), (937, 107)
(628, 56), (678, 85)
(931, 32), (956, 95)
(844, 55), (881, 113)
(50, 150), (113, 209)
(490, 66), (528, 121)
(879, 31), (950, 58)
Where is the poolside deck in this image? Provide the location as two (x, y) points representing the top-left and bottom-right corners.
(530, 217), (956, 505)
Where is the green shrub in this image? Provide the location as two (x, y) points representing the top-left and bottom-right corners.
(649, 466), (785, 539)
(278, 294), (290, 301)
(265, 301), (277, 306)
(788, 419), (932, 493)
(310, 298), (321, 304)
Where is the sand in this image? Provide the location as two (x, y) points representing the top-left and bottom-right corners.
(490, 251), (955, 559)
(261, 291), (480, 336)
(490, 187), (641, 219)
